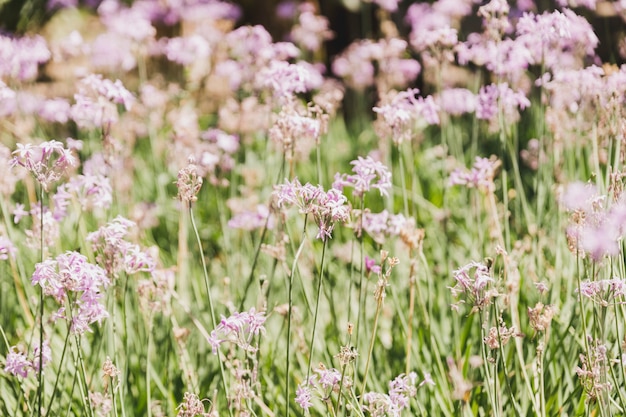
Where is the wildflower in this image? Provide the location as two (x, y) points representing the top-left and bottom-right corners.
(163, 35), (211, 66)
(363, 372), (428, 416)
(0, 236), (16, 260)
(273, 179), (350, 241)
(354, 209), (412, 243)
(333, 156), (392, 198)
(31, 340), (51, 373)
(577, 278), (626, 306)
(475, 83), (530, 124)
(0, 34), (50, 81)
(176, 158), (203, 203)
(528, 302), (557, 332)
(450, 260), (498, 312)
(295, 363), (352, 412)
(87, 216), (155, 277)
(4, 348), (31, 378)
(290, 3), (334, 52)
(483, 323), (521, 350)
(576, 339), (612, 401)
(208, 308), (266, 354)
(70, 74), (134, 129)
(436, 88), (477, 117)
(32, 251), (110, 334)
(11, 140), (77, 192)
(295, 383), (314, 411)
(228, 205), (274, 231)
(373, 88), (439, 144)
(449, 156), (501, 193)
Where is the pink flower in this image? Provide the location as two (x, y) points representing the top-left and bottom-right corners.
(333, 156), (392, 198)
(4, 349), (31, 378)
(208, 308), (266, 354)
(11, 140), (77, 191)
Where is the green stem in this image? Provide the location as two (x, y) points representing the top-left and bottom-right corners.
(37, 185), (44, 417)
(359, 299), (381, 405)
(306, 239), (328, 381)
(189, 205), (232, 415)
(286, 215), (308, 417)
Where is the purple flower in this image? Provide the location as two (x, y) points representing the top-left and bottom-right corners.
(295, 383), (313, 411)
(4, 349), (31, 378)
(290, 4), (334, 52)
(449, 156), (500, 192)
(333, 156), (392, 198)
(208, 308), (266, 354)
(87, 216), (155, 277)
(228, 205), (274, 231)
(373, 89), (440, 144)
(11, 140), (77, 191)
(71, 74), (134, 129)
(0, 236), (16, 260)
(436, 88), (477, 117)
(274, 179), (349, 241)
(32, 340), (52, 372)
(31, 251), (110, 334)
(163, 35), (211, 65)
(450, 261), (496, 311)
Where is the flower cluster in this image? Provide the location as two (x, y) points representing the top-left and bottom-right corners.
(332, 156), (392, 198)
(295, 364), (352, 412)
(11, 140), (77, 191)
(450, 260), (498, 312)
(87, 216), (156, 277)
(0, 236), (16, 260)
(373, 88), (440, 144)
(576, 339), (612, 401)
(289, 3), (334, 52)
(353, 209), (412, 244)
(70, 74), (134, 129)
(228, 204), (274, 231)
(449, 156), (501, 193)
(333, 38), (420, 92)
(362, 372), (434, 416)
(4, 341), (51, 378)
(274, 178), (350, 241)
(176, 158), (203, 203)
(577, 278), (626, 306)
(560, 182), (626, 261)
(32, 251), (110, 334)
(475, 83), (530, 126)
(0, 33), (50, 81)
(53, 174), (113, 219)
(208, 308), (266, 354)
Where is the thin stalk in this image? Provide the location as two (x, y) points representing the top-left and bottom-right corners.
(405, 250), (416, 375)
(493, 303), (521, 414)
(146, 314), (153, 417)
(45, 327), (72, 416)
(538, 335), (546, 417)
(335, 362), (348, 415)
(479, 309), (498, 417)
(37, 185), (44, 417)
(359, 297), (381, 405)
(306, 239), (328, 382)
(286, 215), (308, 417)
(398, 145), (409, 215)
(355, 197), (365, 351)
(188, 205), (232, 415)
